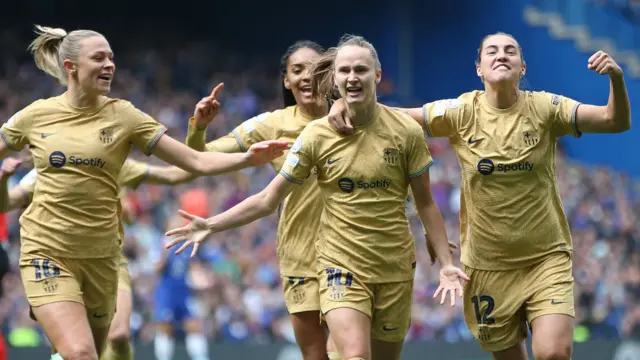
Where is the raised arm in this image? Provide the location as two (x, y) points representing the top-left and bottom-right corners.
(165, 174), (297, 256)
(575, 51), (631, 134)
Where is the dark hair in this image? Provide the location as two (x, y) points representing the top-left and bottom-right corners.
(280, 40), (324, 107)
(475, 32), (524, 66)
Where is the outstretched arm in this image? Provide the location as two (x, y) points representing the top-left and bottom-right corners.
(165, 174), (297, 256)
(143, 164), (196, 185)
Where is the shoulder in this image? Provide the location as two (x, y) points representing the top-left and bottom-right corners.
(380, 105), (423, 134)
(9, 97), (59, 124)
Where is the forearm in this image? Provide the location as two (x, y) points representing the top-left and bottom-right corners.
(206, 191), (279, 233)
(606, 75), (631, 131)
(416, 201), (453, 267)
(195, 151), (251, 175)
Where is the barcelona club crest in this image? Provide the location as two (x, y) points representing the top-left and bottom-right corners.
(383, 148), (399, 165)
(99, 128), (114, 144)
(522, 130), (539, 146)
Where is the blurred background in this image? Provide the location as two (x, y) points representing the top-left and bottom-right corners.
(0, 0), (638, 358)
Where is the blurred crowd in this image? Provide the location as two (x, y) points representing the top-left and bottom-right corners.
(0, 28), (638, 349)
(600, 0), (640, 22)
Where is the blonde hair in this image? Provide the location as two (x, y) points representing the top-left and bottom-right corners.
(311, 34), (381, 100)
(28, 25), (103, 85)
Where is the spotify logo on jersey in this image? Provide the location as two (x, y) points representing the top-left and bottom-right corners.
(477, 158), (495, 176)
(49, 151), (67, 168)
(338, 178), (355, 193)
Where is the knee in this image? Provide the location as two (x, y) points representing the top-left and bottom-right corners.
(534, 342), (572, 360)
(108, 325), (131, 349)
(60, 346), (98, 360)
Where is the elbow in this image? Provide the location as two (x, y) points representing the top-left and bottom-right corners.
(257, 190), (281, 216)
(608, 115), (631, 133)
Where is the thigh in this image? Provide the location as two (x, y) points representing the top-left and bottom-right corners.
(20, 252), (83, 309)
(324, 308), (371, 360)
(290, 310), (327, 359)
(530, 314), (574, 360)
(31, 300), (97, 360)
(116, 256), (132, 294)
(282, 276), (321, 314)
(108, 289), (133, 338)
(525, 252), (575, 323)
(463, 265), (528, 353)
(80, 256), (119, 328)
(370, 281), (413, 342)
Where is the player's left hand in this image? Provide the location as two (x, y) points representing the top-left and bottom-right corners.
(244, 140), (290, 166)
(588, 51), (623, 78)
(164, 210), (212, 257)
(434, 265), (469, 307)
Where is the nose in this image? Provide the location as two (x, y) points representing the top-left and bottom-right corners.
(104, 58), (115, 69)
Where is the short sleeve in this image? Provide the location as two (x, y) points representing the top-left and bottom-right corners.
(279, 126), (315, 185)
(18, 168), (38, 199)
(230, 112), (273, 151)
(543, 92), (581, 138)
(422, 98), (465, 138)
(117, 159), (149, 189)
(118, 101), (167, 155)
(406, 124), (434, 178)
(0, 110), (31, 151)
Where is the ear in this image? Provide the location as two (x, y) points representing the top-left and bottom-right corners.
(375, 69), (382, 85)
(520, 61), (527, 77)
(283, 76), (291, 90)
(476, 63), (483, 79)
(63, 59), (76, 75)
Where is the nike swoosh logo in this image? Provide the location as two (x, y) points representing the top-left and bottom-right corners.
(382, 325), (398, 332)
(41, 133), (56, 139)
(550, 300), (566, 305)
(467, 138), (481, 144)
(327, 158), (341, 165)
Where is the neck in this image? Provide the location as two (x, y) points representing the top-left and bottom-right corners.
(298, 99), (329, 119)
(484, 83), (520, 109)
(66, 84), (99, 109)
(347, 100), (377, 127)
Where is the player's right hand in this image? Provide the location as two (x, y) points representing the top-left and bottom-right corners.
(193, 82), (224, 130)
(244, 140), (290, 166)
(328, 98), (354, 136)
(0, 157), (22, 177)
(164, 210), (211, 258)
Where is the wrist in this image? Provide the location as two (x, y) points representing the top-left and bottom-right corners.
(205, 217), (217, 232)
(190, 117), (208, 131)
(610, 70), (624, 82)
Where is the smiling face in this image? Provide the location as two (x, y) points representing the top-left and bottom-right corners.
(283, 47), (322, 106)
(64, 35), (115, 96)
(333, 45), (381, 106)
(476, 33), (526, 87)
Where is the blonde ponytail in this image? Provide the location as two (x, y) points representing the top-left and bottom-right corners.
(310, 48), (338, 101)
(28, 25), (68, 85)
(28, 25), (104, 86)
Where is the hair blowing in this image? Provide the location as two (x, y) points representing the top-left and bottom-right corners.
(310, 34), (381, 101)
(280, 40), (324, 108)
(28, 25), (103, 85)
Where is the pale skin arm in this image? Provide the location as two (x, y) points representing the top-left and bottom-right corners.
(0, 158), (25, 212)
(409, 170), (470, 306)
(143, 164), (196, 185)
(574, 51), (631, 134)
(164, 174), (297, 257)
(327, 98), (426, 135)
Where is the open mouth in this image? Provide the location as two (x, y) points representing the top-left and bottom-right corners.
(346, 86), (362, 96)
(493, 64), (510, 70)
(98, 74), (113, 82)
(300, 86), (312, 96)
